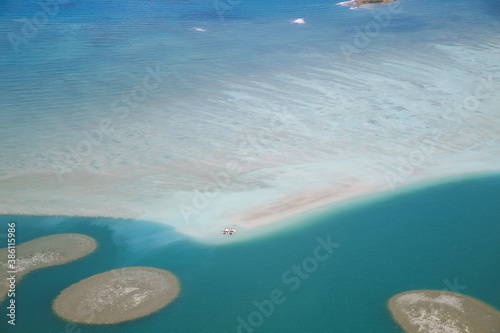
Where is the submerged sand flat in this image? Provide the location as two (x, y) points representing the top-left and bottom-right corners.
(1, 12), (499, 243)
(389, 290), (500, 333)
(53, 267), (180, 324)
(0, 234), (96, 302)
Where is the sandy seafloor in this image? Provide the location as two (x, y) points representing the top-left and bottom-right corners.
(0, 174), (499, 332)
(2, 0), (500, 331)
(1, 0), (500, 243)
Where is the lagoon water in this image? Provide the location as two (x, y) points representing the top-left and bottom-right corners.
(1, 0), (500, 331)
(1, 0), (499, 190)
(1, 174), (499, 332)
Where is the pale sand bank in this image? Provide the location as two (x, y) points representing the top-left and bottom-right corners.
(53, 267), (180, 324)
(389, 290), (500, 333)
(0, 42), (499, 243)
(0, 234), (97, 302)
(1, 159), (500, 245)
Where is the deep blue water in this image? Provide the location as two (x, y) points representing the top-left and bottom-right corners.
(1, 174), (499, 332)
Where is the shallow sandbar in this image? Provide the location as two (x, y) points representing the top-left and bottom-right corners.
(0, 233), (97, 302)
(388, 290), (500, 333)
(53, 266), (180, 324)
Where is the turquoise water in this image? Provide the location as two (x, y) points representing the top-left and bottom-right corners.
(1, 0), (499, 177)
(1, 174), (499, 332)
(1, 0), (500, 331)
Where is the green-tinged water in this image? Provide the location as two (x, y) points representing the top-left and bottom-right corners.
(1, 174), (500, 332)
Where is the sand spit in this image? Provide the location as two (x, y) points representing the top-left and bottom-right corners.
(388, 290), (500, 333)
(1, 39), (499, 243)
(0, 233), (97, 302)
(53, 267), (180, 324)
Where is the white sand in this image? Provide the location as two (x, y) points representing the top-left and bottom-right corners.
(389, 290), (500, 333)
(396, 292), (464, 312)
(1, 38), (499, 244)
(53, 267), (180, 324)
(0, 234), (97, 302)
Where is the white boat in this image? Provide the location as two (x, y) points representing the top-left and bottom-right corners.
(222, 227), (236, 235)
